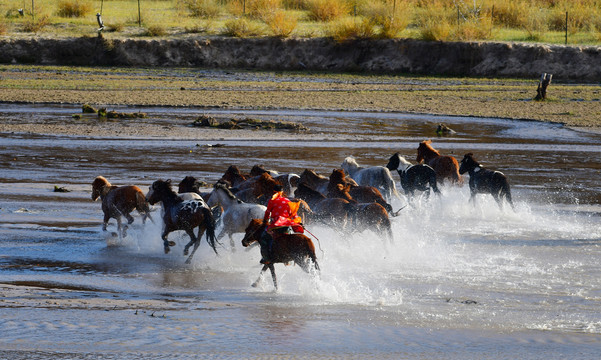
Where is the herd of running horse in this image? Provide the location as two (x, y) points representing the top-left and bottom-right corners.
(91, 140), (514, 289)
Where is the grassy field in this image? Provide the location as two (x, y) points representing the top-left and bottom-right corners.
(0, 64), (600, 129)
(1, 0), (601, 44)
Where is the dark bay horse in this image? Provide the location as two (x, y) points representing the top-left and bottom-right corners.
(459, 153), (515, 210)
(299, 168), (357, 195)
(146, 179), (218, 263)
(220, 165), (249, 188)
(91, 176), (152, 237)
(386, 153), (440, 199)
(294, 182), (353, 228)
(329, 184), (394, 244)
(242, 219), (320, 290)
(328, 169), (392, 213)
(416, 140), (462, 185)
(178, 176), (211, 201)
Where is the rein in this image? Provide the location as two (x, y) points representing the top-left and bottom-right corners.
(303, 227), (324, 258)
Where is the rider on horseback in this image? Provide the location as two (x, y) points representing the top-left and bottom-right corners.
(260, 184), (303, 265)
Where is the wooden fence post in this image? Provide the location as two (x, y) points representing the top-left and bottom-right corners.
(535, 73), (553, 101)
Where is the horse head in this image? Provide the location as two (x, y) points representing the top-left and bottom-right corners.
(341, 156), (359, 175)
(241, 219), (266, 247)
(416, 140), (439, 163)
(459, 153), (478, 175)
(178, 176), (201, 194)
(91, 176), (111, 201)
(221, 165), (248, 186)
(329, 183), (356, 203)
(146, 179), (175, 205)
(250, 164), (268, 177)
(254, 173), (279, 198)
(387, 153), (412, 172)
(299, 169), (326, 187)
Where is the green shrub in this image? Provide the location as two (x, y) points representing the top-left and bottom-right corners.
(306, 0), (349, 22)
(326, 17), (376, 42)
(264, 9), (297, 37)
(222, 18), (264, 37)
(143, 24), (167, 36)
(523, 7), (548, 41)
(22, 15), (50, 33)
(57, 0), (92, 18)
(180, 0), (222, 18)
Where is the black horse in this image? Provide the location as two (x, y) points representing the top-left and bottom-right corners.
(146, 179), (218, 263)
(458, 153), (514, 210)
(386, 153), (440, 199)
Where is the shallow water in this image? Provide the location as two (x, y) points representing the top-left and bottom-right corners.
(1, 104), (601, 358)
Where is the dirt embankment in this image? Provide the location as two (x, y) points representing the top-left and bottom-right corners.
(1, 36), (600, 81)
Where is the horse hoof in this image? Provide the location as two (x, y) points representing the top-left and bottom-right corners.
(164, 247), (170, 254)
(183, 249), (189, 256)
(168, 241), (176, 247)
(251, 282), (258, 288)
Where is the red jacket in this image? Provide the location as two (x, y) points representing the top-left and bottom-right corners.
(263, 192), (303, 233)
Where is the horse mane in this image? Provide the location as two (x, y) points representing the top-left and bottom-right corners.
(214, 182), (243, 203)
(250, 164), (268, 177)
(328, 183), (357, 203)
(419, 140), (441, 156)
(92, 175), (110, 188)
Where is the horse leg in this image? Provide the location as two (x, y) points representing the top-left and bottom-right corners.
(161, 230), (175, 254)
(125, 212), (135, 225)
(268, 264), (278, 290)
(102, 212), (110, 231)
(183, 228), (198, 256)
(228, 233), (236, 252)
(251, 265), (269, 288)
(184, 226), (207, 264)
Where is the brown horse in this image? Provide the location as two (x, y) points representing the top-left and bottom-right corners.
(91, 176), (152, 237)
(416, 140), (462, 185)
(241, 219), (320, 290)
(294, 182), (353, 228)
(146, 179), (218, 263)
(220, 165), (249, 188)
(328, 169), (393, 213)
(300, 169), (358, 195)
(329, 184), (394, 244)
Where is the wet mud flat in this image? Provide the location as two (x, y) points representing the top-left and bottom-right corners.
(2, 104), (601, 358)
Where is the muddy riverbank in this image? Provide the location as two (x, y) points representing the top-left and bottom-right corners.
(1, 65), (600, 131)
(2, 36), (601, 82)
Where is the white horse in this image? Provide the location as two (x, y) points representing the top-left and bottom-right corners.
(341, 156), (399, 201)
(207, 183), (266, 250)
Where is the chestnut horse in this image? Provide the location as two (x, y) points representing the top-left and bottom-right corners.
(328, 169), (393, 213)
(146, 179), (218, 263)
(416, 140), (462, 185)
(459, 153), (514, 210)
(242, 219), (320, 290)
(91, 176), (152, 237)
(329, 184), (394, 244)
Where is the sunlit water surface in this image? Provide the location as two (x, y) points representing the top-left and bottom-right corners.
(1, 104), (601, 358)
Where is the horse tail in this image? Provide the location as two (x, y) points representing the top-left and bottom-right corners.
(306, 238), (320, 272)
(135, 190), (153, 223)
(501, 179), (515, 210)
(429, 168), (441, 194)
(201, 207), (219, 254)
